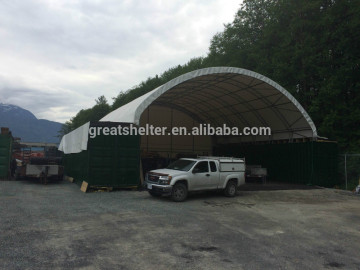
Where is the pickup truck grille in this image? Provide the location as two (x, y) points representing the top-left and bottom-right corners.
(147, 174), (160, 183)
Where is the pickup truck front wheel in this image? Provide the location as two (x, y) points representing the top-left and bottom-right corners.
(171, 183), (188, 202)
(224, 180), (237, 197)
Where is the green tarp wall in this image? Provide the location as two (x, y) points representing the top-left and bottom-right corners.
(0, 134), (12, 179)
(63, 122), (140, 187)
(214, 141), (338, 187)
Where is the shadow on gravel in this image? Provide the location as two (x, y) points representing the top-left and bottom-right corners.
(141, 182), (322, 202)
(16, 178), (63, 186)
(239, 182), (322, 191)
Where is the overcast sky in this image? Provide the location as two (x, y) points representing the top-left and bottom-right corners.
(0, 0), (241, 123)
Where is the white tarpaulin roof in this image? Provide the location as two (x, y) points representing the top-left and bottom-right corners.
(59, 67), (317, 154)
(100, 67), (317, 138)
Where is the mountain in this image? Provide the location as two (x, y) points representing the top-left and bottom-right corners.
(0, 103), (63, 143)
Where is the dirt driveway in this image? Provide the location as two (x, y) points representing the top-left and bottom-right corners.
(1, 181), (359, 270)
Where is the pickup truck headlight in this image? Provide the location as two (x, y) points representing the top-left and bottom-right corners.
(158, 175), (172, 185)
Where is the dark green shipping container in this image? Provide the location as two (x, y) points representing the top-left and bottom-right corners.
(63, 122), (140, 187)
(214, 141), (338, 187)
(0, 133), (12, 179)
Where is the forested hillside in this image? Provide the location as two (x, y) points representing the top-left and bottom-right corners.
(61, 0), (360, 152)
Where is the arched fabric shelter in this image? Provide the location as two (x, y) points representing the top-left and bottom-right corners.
(60, 67), (339, 188)
(60, 67), (318, 154)
(101, 67), (317, 140)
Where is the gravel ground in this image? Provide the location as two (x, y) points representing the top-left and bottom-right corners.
(0, 180), (360, 270)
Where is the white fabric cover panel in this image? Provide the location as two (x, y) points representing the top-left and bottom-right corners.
(58, 122), (90, 154)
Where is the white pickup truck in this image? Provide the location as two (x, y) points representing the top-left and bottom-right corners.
(145, 156), (245, 202)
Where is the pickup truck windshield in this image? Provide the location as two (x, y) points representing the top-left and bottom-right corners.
(167, 160), (196, 171)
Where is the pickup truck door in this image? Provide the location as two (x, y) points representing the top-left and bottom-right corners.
(190, 161), (218, 190)
(208, 161), (220, 189)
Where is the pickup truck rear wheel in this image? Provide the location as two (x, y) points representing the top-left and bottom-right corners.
(224, 180), (237, 197)
(171, 183), (188, 202)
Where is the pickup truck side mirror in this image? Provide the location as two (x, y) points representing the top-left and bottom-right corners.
(192, 168), (200, 174)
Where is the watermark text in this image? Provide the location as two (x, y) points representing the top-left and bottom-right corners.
(89, 124), (271, 138)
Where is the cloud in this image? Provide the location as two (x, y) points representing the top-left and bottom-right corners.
(0, 0), (241, 122)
